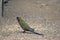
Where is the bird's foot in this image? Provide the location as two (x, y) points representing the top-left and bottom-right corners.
(22, 31), (26, 33)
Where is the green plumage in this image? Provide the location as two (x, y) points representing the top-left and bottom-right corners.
(16, 17), (34, 32)
(16, 17), (44, 36)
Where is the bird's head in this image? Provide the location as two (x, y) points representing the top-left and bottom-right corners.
(16, 17), (19, 21)
(16, 17), (21, 21)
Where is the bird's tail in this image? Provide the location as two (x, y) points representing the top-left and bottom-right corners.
(30, 30), (44, 36)
(29, 28), (43, 36)
(33, 31), (43, 35)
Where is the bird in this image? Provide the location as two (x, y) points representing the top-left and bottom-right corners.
(16, 17), (44, 36)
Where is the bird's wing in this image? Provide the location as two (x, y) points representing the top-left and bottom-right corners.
(17, 17), (34, 31)
(20, 22), (31, 30)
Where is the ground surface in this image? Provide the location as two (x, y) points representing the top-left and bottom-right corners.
(0, 0), (60, 40)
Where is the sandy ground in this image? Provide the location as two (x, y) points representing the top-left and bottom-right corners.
(0, 0), (60, 40)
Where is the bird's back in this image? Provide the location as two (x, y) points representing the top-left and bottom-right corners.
(17, 17), (34, 31)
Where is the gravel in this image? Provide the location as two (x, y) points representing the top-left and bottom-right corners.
(0, 0), (60, 40)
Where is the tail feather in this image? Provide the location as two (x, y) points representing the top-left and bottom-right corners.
(29, 28), (43, 35)
(31, 31), (44, 36)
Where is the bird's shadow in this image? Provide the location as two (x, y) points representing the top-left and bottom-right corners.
(14, 31), (33, 34)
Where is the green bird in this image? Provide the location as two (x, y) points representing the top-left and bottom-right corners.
(16, 17), (43, 35)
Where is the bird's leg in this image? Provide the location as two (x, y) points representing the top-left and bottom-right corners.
(22, 30), (26, 33)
